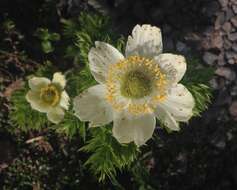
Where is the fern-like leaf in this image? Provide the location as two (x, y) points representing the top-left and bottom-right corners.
(80, 126), (138, 181)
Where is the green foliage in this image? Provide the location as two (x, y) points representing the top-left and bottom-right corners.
(54, 110), (86, 141)
(35, 60), (56, 78)
(10, 88), (49, 131)
(182, 58), (213, 116)
(35, 28), (60, 53)
(80, 126), (138, 181)
(2, 19), (15, 32)
(182, 58), (214, 85)
(66, 68), (97, 98)
(131, 161), (159, 190)
(62, 12), (125, 65)
(187, 84), (212, 116)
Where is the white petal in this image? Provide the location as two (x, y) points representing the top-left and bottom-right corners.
(154, 53), (187, 84)
(26, 90), (50, 113)
(52, 72), (66, 89)
(73, 84), (113, 127)
(155, 105), (180, 131)
(29, 77), (50, 91)
(158, 84), (195, 122)
(88, 41), (124, 84)
(125, 24), (163, 58)
(60, 91), (70, 110)
(47, 107), (65, 124)
(112, 112), (156, 146)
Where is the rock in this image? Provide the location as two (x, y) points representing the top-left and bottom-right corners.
(230, 85), (237, 96)
(230, 0), (237, 5)
(218, 53), (226, 65)
(228, 58), (235, 64)
(184, 33), (201, 42)
(209, 78), (219, 89)
(225, 51), (236, 59)
(203, 52), (218, 65)
(222, 22), (232, 33)
(215, 67), (236, 80)
(230, 16), (237, 27)
(176, 41), (189, 53)
(224, 39), (232, 50)
(207, 2), (220, 17)
(229, 101), (237, 119)
(216, 90), (232, 105)
(228, 32), (237, 41)
(211, 31), (223, 50)
(218, 0), (228, 8)
(232, 5), (237, 14)
(225, 8), (234, 21)
(202, 30), (223, 50)
(232, 43), (237, 52)
(215, 12), (225, 29)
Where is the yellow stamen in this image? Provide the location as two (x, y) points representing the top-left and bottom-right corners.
(105, 55), (167, 115)
(40, 84), (60, 106)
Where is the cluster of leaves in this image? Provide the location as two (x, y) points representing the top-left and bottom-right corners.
(182, 58), (214, 116)
(63, 12), (125, 66)
(81, 126), (138, 182)
(35, 28), (60, 53)
(54, 110), (86, 140)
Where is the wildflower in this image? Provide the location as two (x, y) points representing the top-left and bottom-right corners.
(73, 24), (195, 146)
(26, 72), (69, 124)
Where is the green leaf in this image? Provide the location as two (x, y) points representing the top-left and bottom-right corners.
(2, 19), (15, 32)
(66, 68), (97, 98)
(41, 41), (54, 53)
(187, 84), (212, 116)
(35, 28), (50, 41)
(50, 33), (60, 41)
(35, 60), (56, 78)
(181, 58), (213, 116)
(61, 18), (81, 39)
(182, 58), (214, 85)
(54, 110), (86, 141)
(80, 126), (138, 181)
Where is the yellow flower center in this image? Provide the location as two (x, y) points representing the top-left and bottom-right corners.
(40, 84), (60, 106)
(120, 70), (152, 99)
(106, 55), (167, 114)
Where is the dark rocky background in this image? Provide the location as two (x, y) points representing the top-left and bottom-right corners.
(0, 0), (237, 189)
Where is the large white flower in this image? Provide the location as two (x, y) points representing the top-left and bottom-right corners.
(73, 24), (195, 146)
(26, 72), (70, 124)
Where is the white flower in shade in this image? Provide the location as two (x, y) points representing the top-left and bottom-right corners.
(26, 72), (70, 124)
(73, 24), (195, 146)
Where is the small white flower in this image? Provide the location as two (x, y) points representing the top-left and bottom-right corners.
(73, 24), (195, 146)
(26, 72), (70, 124)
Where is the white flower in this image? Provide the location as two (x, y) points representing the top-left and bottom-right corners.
(26, 72), (70, 124)
(73, 24), (195, 146)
